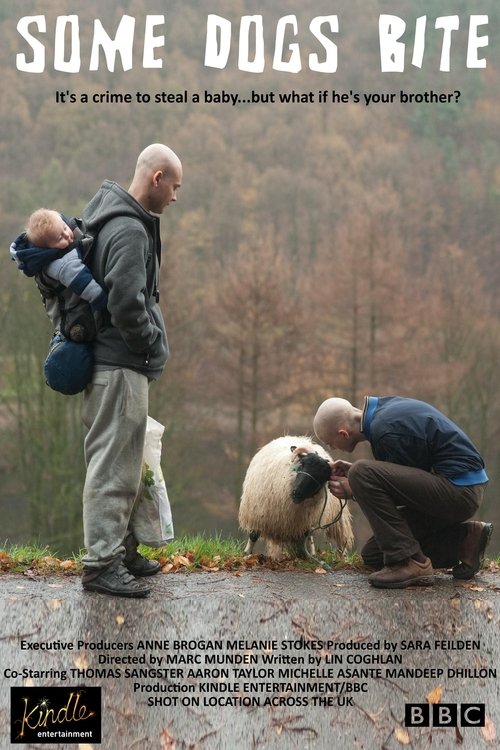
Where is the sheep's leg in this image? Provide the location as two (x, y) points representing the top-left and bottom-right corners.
(304, 531), (316, 557)
(244, 530), (260, 555)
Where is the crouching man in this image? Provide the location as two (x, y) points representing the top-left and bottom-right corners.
(313, 396), (493, 589)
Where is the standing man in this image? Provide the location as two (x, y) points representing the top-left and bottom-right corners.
(81, 144), (182, 597)
(313, 396), (493, 589)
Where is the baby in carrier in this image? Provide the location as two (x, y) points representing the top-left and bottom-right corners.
(10, 208), (107, 342)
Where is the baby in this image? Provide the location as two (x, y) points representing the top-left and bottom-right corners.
(26, 208), (76, 250)
(11, 208), (107, 341)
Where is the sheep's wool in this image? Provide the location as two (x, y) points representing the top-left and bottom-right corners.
(239, 436), (354, 558)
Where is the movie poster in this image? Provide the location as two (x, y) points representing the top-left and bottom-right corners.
(1, 1), (498, 748)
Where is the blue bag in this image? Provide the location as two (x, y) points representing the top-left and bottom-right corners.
(43, 333), (94, 395)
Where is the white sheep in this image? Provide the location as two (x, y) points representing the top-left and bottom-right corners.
(239, 435), (354, 559)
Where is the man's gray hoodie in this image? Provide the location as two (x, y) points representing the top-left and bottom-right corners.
(83, 180), (169, 379)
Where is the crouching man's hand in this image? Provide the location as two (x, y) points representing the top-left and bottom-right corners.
(330, 459), (352, 477)
(328, 460), (354, 500)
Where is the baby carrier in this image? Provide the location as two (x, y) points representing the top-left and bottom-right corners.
(10, 216), (107, 394)
(10, 216), (106, 343)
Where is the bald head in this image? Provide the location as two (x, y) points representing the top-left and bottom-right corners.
(134, 143), (182, 179)
(313, 398), (364, 453)
(129, 143), (182, 214)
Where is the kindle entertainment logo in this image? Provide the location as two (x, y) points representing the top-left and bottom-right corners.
(10, 686), (101, 744)
(405, 703), (485, 728)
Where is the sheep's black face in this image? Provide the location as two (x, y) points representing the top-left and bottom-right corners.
(291, 453), (331, 503)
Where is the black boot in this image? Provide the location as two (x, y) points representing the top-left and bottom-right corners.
(83, 561), (151, 597)
(123, 535), (161, 577)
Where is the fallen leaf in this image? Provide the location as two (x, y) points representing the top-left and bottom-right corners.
(160, 727), (176, 749)
(24, 677), (34, 687)
(450, 597), (461, 609)
(481, 716), (496, 743)
(73, 654), (89, 670)
(314, 567), (327, 575)
(201, 565), (220, 572)
(175, 555), (191, 567)
(365, 707), (384, 724)
(60, 559), (76, 570)
(48, 599), (63, 610)
(243, 555), (260, 564)
(426, 685), (442, 704)
(116, 614), (125, 625)
(79, 745), (94, 750)
(42, 556), (59, 565)
(161, 563), (174, 573)
(394, 726), (411, 745)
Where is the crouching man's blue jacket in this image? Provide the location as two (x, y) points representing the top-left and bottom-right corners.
(361, 396), (488, 486)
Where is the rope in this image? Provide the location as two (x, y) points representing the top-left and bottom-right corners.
(293, 469), (325, 497)
(303, 486), (348, 572)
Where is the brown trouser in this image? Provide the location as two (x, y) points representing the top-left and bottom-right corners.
(348, 459), (486, 568)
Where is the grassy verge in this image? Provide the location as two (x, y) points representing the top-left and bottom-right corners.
(1, 538), (498, 576)
(0, 536), (364, 575)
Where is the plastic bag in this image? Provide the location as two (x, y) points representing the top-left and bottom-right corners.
(131, 416), (174, 547)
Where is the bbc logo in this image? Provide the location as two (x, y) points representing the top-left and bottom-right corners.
(405, 704), (485, 727)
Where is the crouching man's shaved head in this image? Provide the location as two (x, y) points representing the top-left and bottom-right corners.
(313, 397), (364, 453)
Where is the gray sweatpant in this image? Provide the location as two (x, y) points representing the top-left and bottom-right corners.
(81, 368), (149, 573)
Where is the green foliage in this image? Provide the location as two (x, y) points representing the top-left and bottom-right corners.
(141, 463), (155, 488)
(1, 541), (54, 564)
(145, 534), (246, 564)
(2, 271), (85, 550)
(1, 538), (497, 576)
(0, 536), (365, 572)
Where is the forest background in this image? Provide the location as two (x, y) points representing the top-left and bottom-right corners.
(0, 0), (499, 556)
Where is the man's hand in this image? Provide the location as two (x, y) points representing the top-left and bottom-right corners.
(331, 459), (352, 477)
(328, 460), (354, 500)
